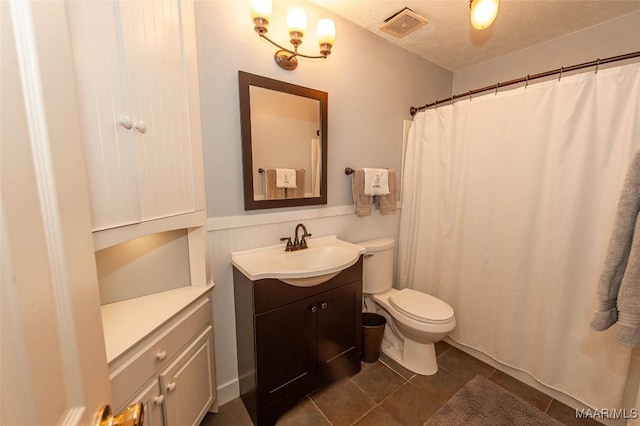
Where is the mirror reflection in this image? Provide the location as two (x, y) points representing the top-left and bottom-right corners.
(250, 86), (321, 200)
(239, 71), (328, 210)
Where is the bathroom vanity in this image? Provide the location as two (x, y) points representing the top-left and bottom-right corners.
(233, 257), (363, 425)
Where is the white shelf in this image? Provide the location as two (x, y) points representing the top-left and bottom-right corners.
(101, 284), (214, 364)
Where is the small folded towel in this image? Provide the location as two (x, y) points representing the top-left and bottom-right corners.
(265, 169), (285, 200)
(276, 168), (297, 189)
(591, 150), (640, 346)
(286, 169), (305, 199)
(352, 169), (373, 217)
(363, 168), (390, 196)
(379, 169), (397, 215)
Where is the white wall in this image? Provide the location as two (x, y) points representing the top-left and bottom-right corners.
(453, 11), (640, 94)
(194, 0), (453, 404)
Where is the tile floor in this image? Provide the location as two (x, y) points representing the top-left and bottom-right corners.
(200, 342), (601, 426)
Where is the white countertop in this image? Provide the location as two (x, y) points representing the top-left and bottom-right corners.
(101, 284), (214, 364)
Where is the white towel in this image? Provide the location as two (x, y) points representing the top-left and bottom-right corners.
(363, 168), (390, 196)
(276, 168), (297, 188)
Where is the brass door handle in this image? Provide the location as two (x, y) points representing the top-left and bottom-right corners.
(95, 402), (144, 426)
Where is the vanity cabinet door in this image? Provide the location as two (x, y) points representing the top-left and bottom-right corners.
(131, 379), (165, 426)
(66, 0), (203, 231)
(317, 281), (362, 378)
(255, 297), (317, 406)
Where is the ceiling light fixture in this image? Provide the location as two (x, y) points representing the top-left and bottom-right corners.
(250, 0), (336, 71)
(470, 0), (500, 30)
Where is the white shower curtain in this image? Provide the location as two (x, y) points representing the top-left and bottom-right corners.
(398, 62), (640, 409)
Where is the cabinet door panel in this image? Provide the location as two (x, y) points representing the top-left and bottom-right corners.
(255, 298), (317, 406)
(120, 0), (195, 223)
(317, 282), (362, 377)
(130, 379), (164, 426)
(66, 1), (139, 231)
(160, 327), (214, 426)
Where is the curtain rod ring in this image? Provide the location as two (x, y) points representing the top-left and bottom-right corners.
(525, 75), (529, 88)
(559, 66), (563, 81)
(469, 90), (472, 101)
(495, 82), (499, 96)
(595, 58), (600, 74)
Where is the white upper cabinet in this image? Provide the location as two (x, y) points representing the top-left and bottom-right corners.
(67, 0), (204, 234)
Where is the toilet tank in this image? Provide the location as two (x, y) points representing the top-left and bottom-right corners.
(357, 238), (395, 294)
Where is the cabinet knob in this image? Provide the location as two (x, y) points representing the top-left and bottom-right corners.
(135, 121), (147, 134)
(153, 395), (164, 405)
(309, 305), (318, 313)
(119, 117), (133, 130)
(320, 302), (328, 310)
(155, 351), (167, 361)
(166, 382), (177, 392)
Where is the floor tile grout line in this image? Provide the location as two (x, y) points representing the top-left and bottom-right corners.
(544, 397), (554, 414)
(307, 395), (333, 425)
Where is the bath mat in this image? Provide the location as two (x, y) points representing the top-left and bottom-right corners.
(424, 375), (563, 426)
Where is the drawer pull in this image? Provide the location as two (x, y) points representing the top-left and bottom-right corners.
(320, 302), (328, 310)
(153, 395), (164, 405)
(309, 305), (318, 313)
(166, 382), (177, 392)
(155, 351), (167, 361)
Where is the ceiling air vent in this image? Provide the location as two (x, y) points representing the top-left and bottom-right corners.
(380, 7), (428, 38)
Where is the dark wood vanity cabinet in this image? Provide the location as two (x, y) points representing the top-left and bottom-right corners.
(233, 258), (363, 425)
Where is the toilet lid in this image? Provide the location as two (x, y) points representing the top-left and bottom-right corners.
(389, 289), (454, 324)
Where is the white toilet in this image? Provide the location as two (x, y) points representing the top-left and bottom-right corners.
(358, 238), (456, 375)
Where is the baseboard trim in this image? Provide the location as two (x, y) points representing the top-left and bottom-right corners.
(216, 378), (240, 406)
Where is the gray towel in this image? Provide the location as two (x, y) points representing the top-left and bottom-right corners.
(265, 169), (285, 200)
(285, 169), (305, 199)
(379, 169), (397, 215)
(352, 169), (373, 217)
(591, 150), (640, 346)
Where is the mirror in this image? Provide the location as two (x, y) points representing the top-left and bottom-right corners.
(239, 71), (328, 210)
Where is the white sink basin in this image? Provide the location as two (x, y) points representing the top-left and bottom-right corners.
(231, 235), (365, 286)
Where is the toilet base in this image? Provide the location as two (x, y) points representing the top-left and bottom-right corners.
(381, 337), (438, 376)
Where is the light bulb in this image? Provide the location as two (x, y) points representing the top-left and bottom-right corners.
(316, 19), (336, 46)
(286, 6), (307, 35)
(250, 0), (272, 21)
(470, 0), (499, 30)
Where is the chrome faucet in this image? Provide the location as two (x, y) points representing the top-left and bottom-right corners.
(280, 223), (312, 251)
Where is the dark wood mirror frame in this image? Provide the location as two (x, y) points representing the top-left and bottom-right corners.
(239, 71), (328, 211)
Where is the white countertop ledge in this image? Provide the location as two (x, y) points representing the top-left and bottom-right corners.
(101, 284), (214, 364)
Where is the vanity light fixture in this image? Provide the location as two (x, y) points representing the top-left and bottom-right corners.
(250, 0), (336, 71)
(470, 0), (499, 30)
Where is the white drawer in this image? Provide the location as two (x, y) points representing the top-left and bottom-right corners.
(110, 296), (211, 411)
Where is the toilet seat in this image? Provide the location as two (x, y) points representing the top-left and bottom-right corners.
(389, 289), (454, 325)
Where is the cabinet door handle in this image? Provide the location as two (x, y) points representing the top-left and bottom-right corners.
(166, 382), (177, 392)
(155, 351), (167, 361)
(153, 395), (165, 405)
(320, 302), (328, 310)
(119, 116), (133, 130)
(135, 121), (147, 134)
(309, 305), (318, 313)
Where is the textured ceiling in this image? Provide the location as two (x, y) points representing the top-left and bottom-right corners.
(310, 0), (640, 71)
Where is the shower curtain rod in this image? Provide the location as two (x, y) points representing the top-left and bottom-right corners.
(409, 51), (640, 116)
